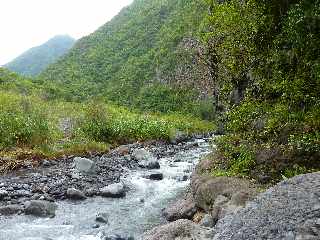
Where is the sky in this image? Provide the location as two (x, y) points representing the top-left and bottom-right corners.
(0, 0), (133, 66)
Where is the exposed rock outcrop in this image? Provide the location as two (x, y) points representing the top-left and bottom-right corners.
(191, 174), (258, 212)
(212, 172), (320, 240)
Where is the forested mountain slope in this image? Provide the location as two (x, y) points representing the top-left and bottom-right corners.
(5, 35), (75, 76)
(40, 0), (213, 117)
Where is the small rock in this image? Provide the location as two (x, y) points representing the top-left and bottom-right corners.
(25, 200), (57, 218)
(200, 214), (215, 228)
(0, 190), (8, 199)
(100, 183), (126, 198)
(142, 219), (213, 240)
(144, 173), (164, 181)
(132, 149), (160, 169)
(74, 157), (95, 173)
(66, 188), (86, 200)
(96, 212), (108, 224)
(92, 224), (100, 229)
(42, 160), (51, 167)
(104, 235), (134, 240)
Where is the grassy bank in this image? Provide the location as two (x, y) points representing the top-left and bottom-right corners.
(0, 91), (215, 173)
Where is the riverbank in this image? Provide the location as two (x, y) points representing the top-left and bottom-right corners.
(0, 137), (212, 239)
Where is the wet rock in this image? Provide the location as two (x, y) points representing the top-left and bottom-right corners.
(66, 188), (86, 200)
(144, 172), (163, 181)
(96, 212), (109, 224)
(142, 219), (214, 240)
(132, 149), (160, 169)
(163, 196), (198, 222)
(0, 190), (8, 199)
(100, 183), (126, 198)
(24, 200), (57, 218)
(74, 157), (95, 173)
(104, 234), (134, 240)
(92, 223), (100, 229)
(212, 172), (320, 240)
(0, 204), (23, 215)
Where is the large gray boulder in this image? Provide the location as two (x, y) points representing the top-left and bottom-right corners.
(132, 149), (160, 169)
(73, 157), (95, 173)
(191, 174), (257, 211)
(212, 172), (320, 240)
(163, 196), (198, 222)
(142, 219), (214, 240)
(100, 183), (126, 198)
(24, 200), (57, 218)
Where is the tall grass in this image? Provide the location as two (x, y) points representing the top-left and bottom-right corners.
(0, 91), (215, 171)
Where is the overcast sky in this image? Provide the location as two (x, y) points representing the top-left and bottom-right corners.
(0, 0), (133, 65)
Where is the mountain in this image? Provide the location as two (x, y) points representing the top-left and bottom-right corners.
(39, 0), (213, 117)
(5, 35), (75, 76)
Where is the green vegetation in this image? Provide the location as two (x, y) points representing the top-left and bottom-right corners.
(0, 69), (214, 172)
(6, 35), (75, 76)
(39, 0), (213, 118)
(1, 0), (319, 183)
(204, 0), (320, 182)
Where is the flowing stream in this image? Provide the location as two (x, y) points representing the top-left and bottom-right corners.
(0, 139), (211, 240)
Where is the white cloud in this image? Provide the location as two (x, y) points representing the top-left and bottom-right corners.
(0, 0), (133, 65)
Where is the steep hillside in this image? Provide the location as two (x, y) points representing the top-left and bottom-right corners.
(40, 0), (213, 117)
(5, 35), (75, 76)
(202, 0), (320, 182)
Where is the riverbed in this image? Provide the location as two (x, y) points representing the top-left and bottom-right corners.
(0, 139), (211, 240)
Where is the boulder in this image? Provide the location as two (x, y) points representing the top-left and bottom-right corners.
(100, 183), (126, 198)
(24, 200), (57, 218)
(132, 149), (160, 169)
(163, 196), (198, 222)
(212, 172), (320, 240)
(0, 204), (23, 215)
(132, 149), (153, 161)
(73, 157), (95, 173)
(191, 174), (257, 211)
(96, 212), (108, 224)
(144, 172), (164, 181)
(66, 188), (86, 200)
(142, 219), (214, 240)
